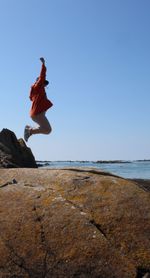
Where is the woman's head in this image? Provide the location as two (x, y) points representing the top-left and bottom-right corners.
(36, 78), (49, 87)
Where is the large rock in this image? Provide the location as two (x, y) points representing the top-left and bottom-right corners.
(0, 168), (150, 278)
(0, 128), (37, 168)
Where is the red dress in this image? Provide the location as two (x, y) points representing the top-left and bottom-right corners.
(29, 64), (53, 117)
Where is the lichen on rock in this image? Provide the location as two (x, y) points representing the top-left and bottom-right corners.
(0, 168), (149, 277)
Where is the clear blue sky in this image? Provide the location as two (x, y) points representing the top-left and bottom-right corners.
(0, 0), (150, 161)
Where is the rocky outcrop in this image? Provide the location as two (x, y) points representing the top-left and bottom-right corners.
(0, 129), (37, 168)
(0, 168), (149, 278)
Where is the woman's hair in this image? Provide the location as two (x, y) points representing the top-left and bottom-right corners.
(44, 80), (49, 87)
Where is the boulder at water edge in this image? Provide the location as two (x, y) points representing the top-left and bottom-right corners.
(0, 128), (37, 168)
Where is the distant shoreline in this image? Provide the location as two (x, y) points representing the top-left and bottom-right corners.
(36, 159), (150, 167)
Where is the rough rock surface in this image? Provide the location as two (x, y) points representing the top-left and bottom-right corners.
(0, 168), (150, 278)
(0, 129), (37, 168)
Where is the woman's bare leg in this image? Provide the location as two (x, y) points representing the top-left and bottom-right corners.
(30, 112), (52, 135)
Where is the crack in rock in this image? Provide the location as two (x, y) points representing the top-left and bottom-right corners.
(136, 267), (150, 278)
(73, 176), (90, 181)
(0, 179), (17, 188)
(4, 240), (32, 277)
(65, 199), (108, 240)
(1, 202), (56, 278)
(32, 203), (57, 277)
(23, 184), (46, 192)
(33, 206), (46, 245)
(89, 219), (107, 239)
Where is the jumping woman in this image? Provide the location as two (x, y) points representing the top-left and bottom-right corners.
(24, 57), (53, 142)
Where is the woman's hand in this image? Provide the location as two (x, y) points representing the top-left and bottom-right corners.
(40, 57), (45, 64)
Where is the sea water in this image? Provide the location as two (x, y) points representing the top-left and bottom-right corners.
(37, 160), (150, 179)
